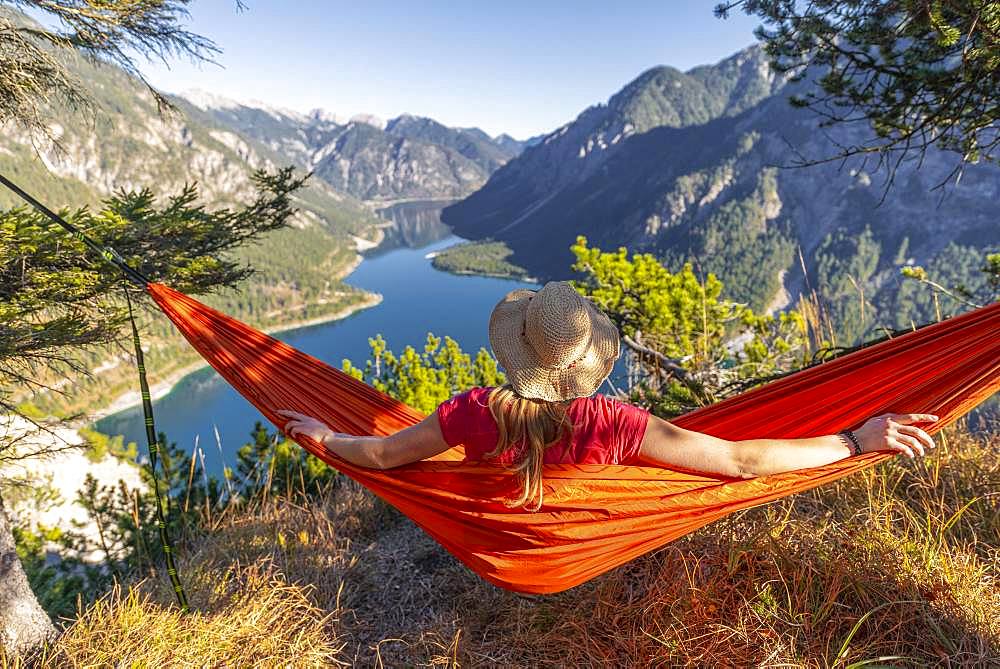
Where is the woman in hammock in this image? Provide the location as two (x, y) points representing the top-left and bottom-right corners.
(279, 281), (936, 509)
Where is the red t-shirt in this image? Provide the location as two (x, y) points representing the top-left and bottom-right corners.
(435, 387), (650, 465)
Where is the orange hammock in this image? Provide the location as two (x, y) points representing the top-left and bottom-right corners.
(148, 283), (1000, 594)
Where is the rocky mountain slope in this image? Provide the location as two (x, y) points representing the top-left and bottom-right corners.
(180, 93), (533, 202)
(0, 39), (386, 298)
(442, 46), (1000, 342)
(0, 31), (376, 238)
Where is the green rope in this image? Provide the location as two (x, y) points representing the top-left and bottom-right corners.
(126, 289), (190, 612)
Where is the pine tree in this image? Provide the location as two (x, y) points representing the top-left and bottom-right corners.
(0, 0), (219, 138)
(717, 1), (1000, 178)
(0, 1), (244, 655)
(0, 171), (306, 655)
(570, 236), (814, 416)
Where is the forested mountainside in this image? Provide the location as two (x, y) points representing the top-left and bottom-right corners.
(0, 16), (381, 415)
(0, 12), (377, 236)
(443, 46), (1000, 343)
(0, 26), (382, 248)
(179, 93), (533, 202)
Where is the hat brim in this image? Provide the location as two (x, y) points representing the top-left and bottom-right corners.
(488, 288), (620, 401)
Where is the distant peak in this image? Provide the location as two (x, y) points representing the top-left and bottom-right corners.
(181, 88), (242, 111)
(606, 65), (686, 109)
(684, 42), (768, 75)
(350, 113), (387, 130)
(181, 88), (309, 122)
(494, 132), (527, 145)
(386, 114), (443, 131)
(631, 65), (684, 84)
(243, 99), (310, 123)
(309, 108), (347, 124)
(309, 109), (388, 129)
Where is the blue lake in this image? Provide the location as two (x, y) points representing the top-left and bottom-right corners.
(95, 232), (538, 476)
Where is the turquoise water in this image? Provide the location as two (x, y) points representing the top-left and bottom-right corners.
(95, 234), (536, 476)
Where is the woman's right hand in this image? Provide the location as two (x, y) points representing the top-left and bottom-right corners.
(853, 413), (938, 458)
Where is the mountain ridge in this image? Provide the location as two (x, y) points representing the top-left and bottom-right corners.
(442, 45), (1000, 343)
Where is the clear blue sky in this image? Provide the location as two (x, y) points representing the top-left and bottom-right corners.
(138, 1), (762, 138)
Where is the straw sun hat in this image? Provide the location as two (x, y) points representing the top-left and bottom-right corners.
(489, 281), (621, 402)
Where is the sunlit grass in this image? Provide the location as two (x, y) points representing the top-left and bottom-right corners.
(23, 563), (343, 668)
(7, 424), (997, 667)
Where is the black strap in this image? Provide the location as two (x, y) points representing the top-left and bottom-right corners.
(839, 429), (864, 456)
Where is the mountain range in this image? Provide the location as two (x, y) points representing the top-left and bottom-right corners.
(442, 46), (1000, 342)
(0, 10), (535, 338)
(3, 3), (997, 353)
(177, 91), (535, 203)
(1, 9), (531, 222)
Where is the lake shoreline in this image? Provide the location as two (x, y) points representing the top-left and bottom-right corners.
(89, 225), (441, 426)
(427, 238), (540, 283)
(88, 289), (383, 423)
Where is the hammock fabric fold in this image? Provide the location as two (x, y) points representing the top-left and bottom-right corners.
(148, 282), (1000, 594)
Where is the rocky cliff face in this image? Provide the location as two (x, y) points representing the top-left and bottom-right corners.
(442, 46), (1000, 341)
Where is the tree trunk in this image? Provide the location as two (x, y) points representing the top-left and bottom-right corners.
(0, 492), (55, 656)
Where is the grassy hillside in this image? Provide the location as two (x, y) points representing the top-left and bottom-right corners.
(15, 424), (997, 666)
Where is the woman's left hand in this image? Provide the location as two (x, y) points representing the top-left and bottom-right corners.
(276, 410), (336, 444)
(854, 412), (937, 458)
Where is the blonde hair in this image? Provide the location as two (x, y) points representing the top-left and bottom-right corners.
(486, 385), (574, 511)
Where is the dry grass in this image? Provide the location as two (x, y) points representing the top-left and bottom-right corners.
(25, 562), (343, 668)
(8, 425), (999, 667)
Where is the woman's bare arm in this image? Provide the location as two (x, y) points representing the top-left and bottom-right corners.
(638, 412), (938, 478)
(276, 410), (450, 469)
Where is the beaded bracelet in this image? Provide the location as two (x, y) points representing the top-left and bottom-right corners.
(839, 429), (863, 456)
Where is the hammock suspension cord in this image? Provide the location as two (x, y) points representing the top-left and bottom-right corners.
(0, 173), (189, 611)
(125, 288), (190, 612)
